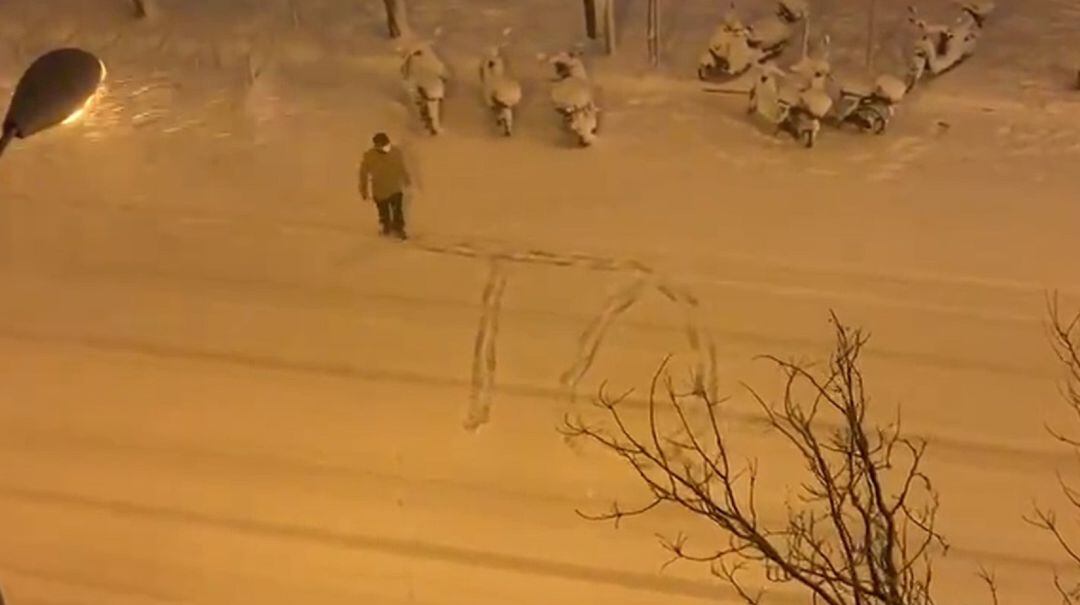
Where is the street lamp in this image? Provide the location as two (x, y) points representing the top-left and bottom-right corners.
(0, 48), (107, 161)
(0, 49), (107, 604)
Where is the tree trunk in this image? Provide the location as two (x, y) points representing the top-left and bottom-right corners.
(132, 0), (154, 19)
(866, 0), (877, 69)
(383, 0), (408, 39)
(602, 0), (617, 55)
(584, 0), (598, 39)
(647, 0), (660, 66)
(801, 13), (810, 58)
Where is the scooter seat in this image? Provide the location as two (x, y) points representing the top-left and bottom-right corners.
(492, 81), (522, 107)
(839, 80), (874, 97)
(874, 75), (906, 103)
(411, 72), (445, 99)
(777, 85), (803, 106)
(746, 18), (790, 49)
(551, 77), (592, 108)
(799, 89), (833, 118)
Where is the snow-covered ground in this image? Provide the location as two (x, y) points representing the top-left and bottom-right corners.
(1, 0), (1080, 603)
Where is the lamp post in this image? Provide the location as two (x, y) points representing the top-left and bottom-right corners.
(0, 48), (107, 161)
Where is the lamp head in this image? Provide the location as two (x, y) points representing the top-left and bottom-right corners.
(3, 48), (106, 141)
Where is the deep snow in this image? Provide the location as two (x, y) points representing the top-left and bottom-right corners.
(1, 0), (1080, 603)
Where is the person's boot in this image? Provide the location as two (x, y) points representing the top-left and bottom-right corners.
(394, 227), (408, 240)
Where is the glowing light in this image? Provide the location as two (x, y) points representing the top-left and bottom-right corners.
(62, 59), (107, 126)
(61, 106), (88, 125)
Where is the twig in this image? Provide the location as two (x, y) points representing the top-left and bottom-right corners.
(977, 565), (1000, 605)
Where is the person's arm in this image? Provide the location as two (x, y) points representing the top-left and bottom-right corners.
(358, 155), (371, 200)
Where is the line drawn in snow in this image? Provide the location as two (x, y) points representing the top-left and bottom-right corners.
(411, 238), (652, 274)
(464, 259), (507, 432)
(557, 274), (720, 408)
(560, 277), (650, 402)
(655, 277), (720, 403)
(409, 236), (717, 434)
(558, 273), (721, 452)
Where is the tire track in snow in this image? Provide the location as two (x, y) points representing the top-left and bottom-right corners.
(22, 195), (1075, 299)
(0, 483), (736, 603)
(464, 260), (508, 432)
(0, 328), (1068, 472)
(14, 225), (1067, 386)
(0, 558), (181, 604)
(8, 230), (1066, 441)
(0, 426), (1070, 580)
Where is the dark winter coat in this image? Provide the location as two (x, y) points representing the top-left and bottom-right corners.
(360, 146), (411, 201)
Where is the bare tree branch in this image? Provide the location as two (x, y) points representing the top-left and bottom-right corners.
(382, 0), (408, 38)
(977, 566), (999, 605)
(565, 314), (944, 605)
(1035, 293), (1080, 599)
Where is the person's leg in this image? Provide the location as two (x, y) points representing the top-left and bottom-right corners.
(375, 197), (392, 234)
(390, 192), (406, 237)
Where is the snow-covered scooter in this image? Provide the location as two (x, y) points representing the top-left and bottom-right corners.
(401, 42), (449, 135)
(478, 46), (523, 137)
(748, 60), (832, 148)
(828, 73), (907, 134)
(784, 38), (904, 135)
(905, 1), (994, 90)
(698, 0), (809, 81)
(548, 50), (600, 147)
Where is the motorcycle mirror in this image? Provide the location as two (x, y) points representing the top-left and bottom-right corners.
(0, 48), (106, 160)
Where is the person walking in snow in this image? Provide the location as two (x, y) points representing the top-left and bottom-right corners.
(359, 132), (412, 239)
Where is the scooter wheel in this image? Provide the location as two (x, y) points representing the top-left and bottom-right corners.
(859, 106), (887, 135)
(870, 113), (887, 135)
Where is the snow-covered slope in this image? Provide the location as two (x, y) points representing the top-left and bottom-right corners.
(1, 1), (1079, 603)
